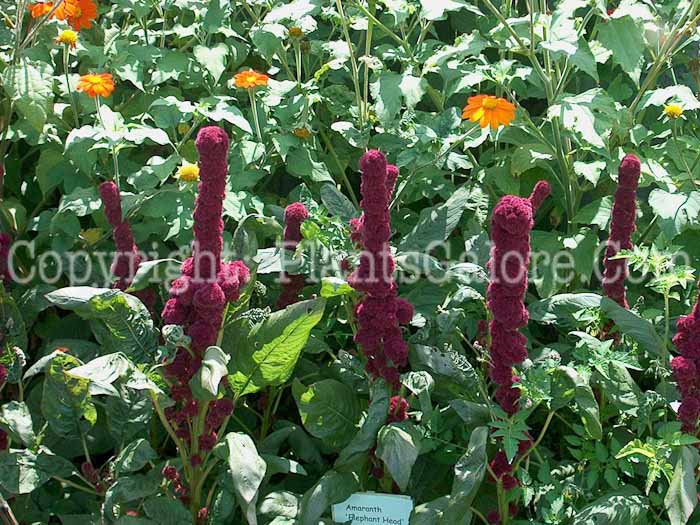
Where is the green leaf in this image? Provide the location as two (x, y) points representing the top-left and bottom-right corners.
(600, 297), (664, 357)
(319, 184), (357, 222)
(2, 59), (54, 131)
(41, 354), (96, 437)
(510, 144), (553, 176)
(143, 496), (192, 525)
(46, 288), (158, 363)
(376, 423), (420, 491)
(665, 446), (699, 525)
(298, 470), (359, 525)
(320, 277), (354, 298)
(292, 378), (359, 448)
(215, 432), (266, 525)
(191, 346), (230, 401)
(128, 258), (181, 292)
(228, 298), (325, 397)
(113, 439), (158, 475)
(193, 44), (229, 83)
(442, 426), (488, 521)
(336, 381), (390, 470)
(573, 486), (648, 524)
(596, 16), (645, 84)
(648, 190), (700, 240)
(419, 0), (482, 20)
(551, 366), (602, 439)
(0, 447), (75, 494)
(399, 186), (487, 252)
(286, 148), (334, 183)
(530, 292), (604, 323)
(0, 401), (36, 447)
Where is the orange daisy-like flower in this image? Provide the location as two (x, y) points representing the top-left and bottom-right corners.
(234, 70), (269, 89)
(64, 0), (98, 31)
(76, 73), (115, 98)
(28, 2), (54, 17)
(462, 95), (516, 130)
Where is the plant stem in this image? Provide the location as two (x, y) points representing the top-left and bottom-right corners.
(335, 0), (365, 129)
(63, 47), (79, 128)
(53, 476), (99, 496)
(248, 88), (264, 144)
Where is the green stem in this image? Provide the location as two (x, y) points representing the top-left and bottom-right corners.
(248, 89), (264, 144)
(54, 476), (99, 496)
(95, 97), (120, 188)
(63, 47), (79, 128)
(335, 0), (365, 129)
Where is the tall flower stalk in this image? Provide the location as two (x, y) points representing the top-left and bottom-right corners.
(671, 294), (700, 433)
(159, 126), (250, 514)
(98, 181), (155, 308)
(348, 150), (413, 389)
(277, 202), (309, 309)
(602, 154), (641, 308)
(486, 181), (550, 524)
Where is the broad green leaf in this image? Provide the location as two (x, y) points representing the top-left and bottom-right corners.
(320, 277), (354, 298)
(377, 423), (420, 491)
(193, 44), (229, 83)
(113, 439), (157, 474)
(0, 447), (75, 494)
(127, 258), (181, 292)
(319, 184), (356, 222)
(143, 496), (192, 525)
(46, 288), (158, 363)
(191, 346), (230, 401)
(298, 470), (359, 525)
(442, 426), (488, 521)
(419, 0), (482, 20)
(2, 59), (54, 131)
(648, 190), (700, 240)
(665, 446), (699, 525)
(215, 432), (266, 525)
(286, 148), (334, 183)
(292, 378), (359, 448)
(228, 298), (325, 397)
(0, 401), (35, 447)
(573, 486), (648, 524)
(530, 292), (604, 324)
(600, 297), (664, 357)
(336, 381), (390, 470)
(399, 186), (487, 252)
(41, 354), (96, 437)
(596, 16), (645, 84)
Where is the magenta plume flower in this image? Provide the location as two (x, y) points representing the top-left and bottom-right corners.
(277, 202), (309, 308)
(671, 296), (700, 433)
(348, 150), (413, 389)
(487, 181), (550, 415)
(98, 181), (156, 309)
(602, 154), (641, 308)
(160, 126), (248, 461)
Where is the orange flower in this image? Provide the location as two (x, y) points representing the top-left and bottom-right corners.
(462, 95), (516, 129)
(28, 2), (53, 17)
(234, 70), (269, 89)
(293, 127), (311, 139)
(65, 0), (98, 30)
(77, 73), (115, 98)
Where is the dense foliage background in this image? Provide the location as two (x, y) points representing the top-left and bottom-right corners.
(1, 0), (700, 523)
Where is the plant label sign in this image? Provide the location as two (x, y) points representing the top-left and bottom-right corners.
(332, 492), (413, 524)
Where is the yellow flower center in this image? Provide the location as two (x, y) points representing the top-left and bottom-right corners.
(58, 29), (78, 45)
(73, 6), (82, 16)
(664, 104), (683, 119)
(177, 163), (200, 182)
(482, 97), (499, 110)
